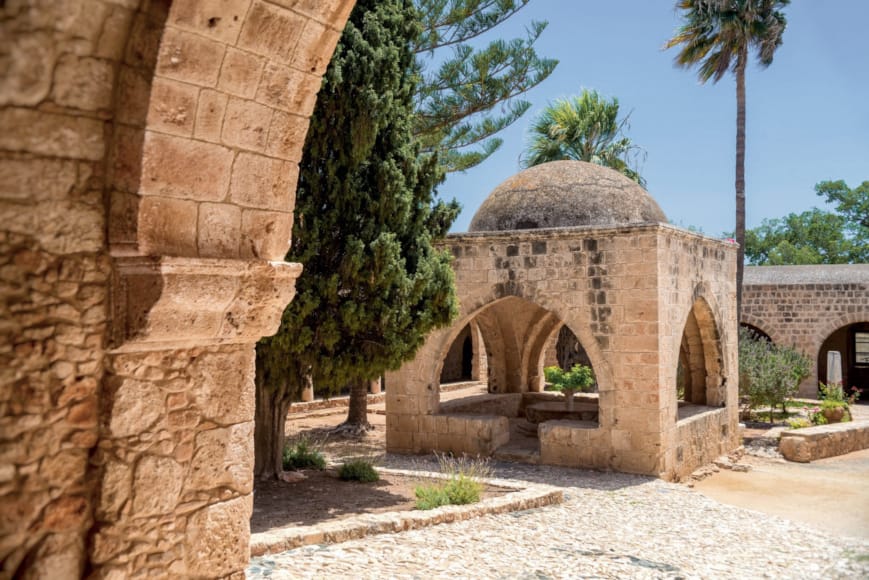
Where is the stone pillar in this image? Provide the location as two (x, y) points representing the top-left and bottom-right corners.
(469, 320), (487, 382)
(90, 258), (301, 578)
(300, 375), (315, 402)
(369, 377), (382, 394)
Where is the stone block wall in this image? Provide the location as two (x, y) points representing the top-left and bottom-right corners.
(741, 266), (869, 397)
(386, 225), (738, 480)
(1, 0), (354, 577)
(657, 231), (738, 479)
(779, 421), (869, 462)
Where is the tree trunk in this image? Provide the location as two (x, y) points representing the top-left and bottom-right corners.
(254, 375), (293, 480)
(334, 377), (373, 436)
(735, 51), (747, 317)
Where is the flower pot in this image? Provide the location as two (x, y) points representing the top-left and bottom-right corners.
(822, 406), (846, 423)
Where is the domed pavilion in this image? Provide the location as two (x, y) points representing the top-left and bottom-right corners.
(385, 161), (739, 480)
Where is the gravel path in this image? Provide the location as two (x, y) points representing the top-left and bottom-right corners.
(249, 456), (869, 579)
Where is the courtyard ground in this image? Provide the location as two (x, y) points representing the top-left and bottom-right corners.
(249, 387), (869, 578)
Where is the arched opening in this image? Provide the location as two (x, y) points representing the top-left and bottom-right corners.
(440, 324), (475, 384)
(739, 322), (772, 343)
(677, 298), (725, 420)
(543, 324), (598, 392)
(434, 296), (601, 461)
(817, 322), (869, 398)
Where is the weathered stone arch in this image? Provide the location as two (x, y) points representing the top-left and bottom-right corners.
(432, 295), (614, 399)
(811, 312), (869, 391)
(810, 311), (869, 361)
(1, 0), (355, 576)
(739, 312), (779, 344)
(676, 295), (725, 408)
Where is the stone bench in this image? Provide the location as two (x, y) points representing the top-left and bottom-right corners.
(778, 420), (869, 462)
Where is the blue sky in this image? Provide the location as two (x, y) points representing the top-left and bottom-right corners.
(439, 0), (869, 236)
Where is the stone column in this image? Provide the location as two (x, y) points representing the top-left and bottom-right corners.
(90, 258), (301, 578)
(300, 375), (315, 402)
(369, 377), (382, 394)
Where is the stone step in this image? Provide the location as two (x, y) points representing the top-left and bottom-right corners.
(493, 445), (541, 465)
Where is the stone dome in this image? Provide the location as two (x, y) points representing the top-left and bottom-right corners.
(468, 160), (667, 232)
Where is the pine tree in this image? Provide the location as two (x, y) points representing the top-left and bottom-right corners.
(254, 0), (459, 478)
(413, 0), (557, 173)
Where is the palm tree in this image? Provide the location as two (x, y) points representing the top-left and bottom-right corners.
(665, 0), (789, 312)
(521, 89), (646, 186)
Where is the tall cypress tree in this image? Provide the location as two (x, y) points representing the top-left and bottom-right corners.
(254, 0), (459, 478)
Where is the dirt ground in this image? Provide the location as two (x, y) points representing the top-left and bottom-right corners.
(250, 407), (512, 535)
(694, 449), (869, 538)
(253, 394), (869, 540)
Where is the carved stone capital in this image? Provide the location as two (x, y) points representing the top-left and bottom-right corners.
(110, 257), (302, 351)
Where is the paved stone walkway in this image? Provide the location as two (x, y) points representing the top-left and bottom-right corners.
(249, 456), (869, 579)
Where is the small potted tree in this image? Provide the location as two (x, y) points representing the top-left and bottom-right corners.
(544, 364), (595, 411)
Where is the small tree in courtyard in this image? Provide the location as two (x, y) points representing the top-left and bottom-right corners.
(254, 0), (459, 479)
(738, 326), (810, 422)
(544, 364), (595, 411)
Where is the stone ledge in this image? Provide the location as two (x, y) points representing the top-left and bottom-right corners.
(779, 420), (869, 463)
(249, 468), (563, 557)
(110, 256), (302, 350)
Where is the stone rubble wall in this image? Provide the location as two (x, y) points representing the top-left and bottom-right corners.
(92, 345), (257, 578)
(1, 0), (354, 577)
(2, 0), (126, 574)
(741, 280), (869, 397)
(672, 409), (732, 479)
(779, 420), (869, 462)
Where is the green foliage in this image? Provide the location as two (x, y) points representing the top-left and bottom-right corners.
(743, 208), (855, 265)
(414, 453), (491, 510)
(816, 179), (869, 233)
(809, 408), (828, 426)
(815, 179), (869, 262)
(743, 179), (869, 264)
(256, 0), (459, 407)
(282, 438), (326, 471)
(414, 483), (452, 510)
(819, 382), (847, 404)
(738, 327), (811, 422)
(544, 364), (596, 394)
(414, 475), (483, 509)
(786, 417), (811, 430)
(413, 0), (557, 172)
(664, 0), (789, 85)
(339, 459), (380, 483)
(521, 90), (645, 185)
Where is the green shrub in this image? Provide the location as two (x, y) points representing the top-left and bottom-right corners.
(786, 417), (811, 430)
(738, 327), (811, 422)
(414, 484), (451, 510)
(443, 475), (481, 504)
(414, 453), (491, 510)
(339, 459), (380, 482)
(544, 364), (595, 394)
(282, 437), (326, 471)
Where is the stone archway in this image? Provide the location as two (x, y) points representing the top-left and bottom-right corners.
(816, 321), (869, 392)
(677, 298), (724, 407)
(1, 1), (354, 577)
(676, 296), (725, 412)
